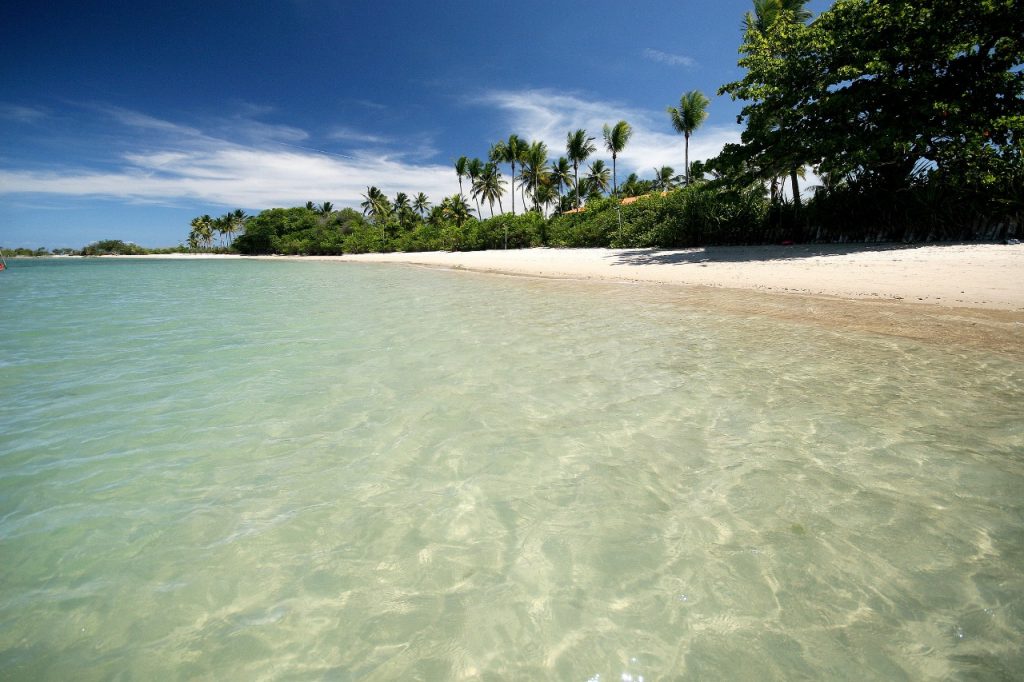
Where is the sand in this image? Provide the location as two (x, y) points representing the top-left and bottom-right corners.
(130, 244), (1024, 353)
(331, 244), (1023, 311)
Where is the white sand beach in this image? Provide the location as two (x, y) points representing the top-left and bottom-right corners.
(327, 243), (1024, 311)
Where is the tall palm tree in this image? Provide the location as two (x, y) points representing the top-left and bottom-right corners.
(215, 213), (233, 248)
(413, 192), (431, 216)
(566, 129), (597, 208)
(361, 186), (392, 223)
(394, 192), (413, 230)
(586, 160), (611, 196)
(551, 156), (572, 203)
(466, 157), (485, 218)
(472, 162), (506, 218)
(667, 90), (711, 185)
(519, 141), (549, 211)
(227, 209), (248, 245)
(454, 156), (469, 199)
(602, 120), (633, 195)
(189, 215), (213, 251)
(490, 135), (526, 215)
(534, 180), (557, 218)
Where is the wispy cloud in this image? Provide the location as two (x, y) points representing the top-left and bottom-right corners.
(477, 88), (739, 179)
(0, 104), (49, 123)
(0, 106), (459, 209)
(328, 126), (392, 145)
(642, 48), (696, 68)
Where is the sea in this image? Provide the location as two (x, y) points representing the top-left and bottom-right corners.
(1, 257), (1022, 680)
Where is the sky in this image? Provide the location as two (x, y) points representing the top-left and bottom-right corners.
(0, 0), (832, 249)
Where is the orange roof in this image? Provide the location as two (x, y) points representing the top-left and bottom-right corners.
(562, 206), (586, 214)
(620, 191), (668, 205)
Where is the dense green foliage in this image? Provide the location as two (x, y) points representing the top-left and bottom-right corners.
(716, 0), (1023, 241)
(81, 240), (150, 256)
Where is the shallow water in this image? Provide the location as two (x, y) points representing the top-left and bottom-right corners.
(1, 258), (1022, 680)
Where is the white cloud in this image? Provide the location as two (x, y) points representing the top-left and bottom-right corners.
(641, 49), (696, 68)
(328, 126), (392, 144)
(477, 88), (740, 180)
(0, 107), (460, 210)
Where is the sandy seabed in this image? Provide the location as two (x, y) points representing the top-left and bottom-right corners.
(140, 244), (1024, 354)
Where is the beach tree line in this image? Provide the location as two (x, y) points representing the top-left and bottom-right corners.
(190, 0), (1021, 255)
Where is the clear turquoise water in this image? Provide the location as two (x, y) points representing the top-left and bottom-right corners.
(1, 258), (1022, 680)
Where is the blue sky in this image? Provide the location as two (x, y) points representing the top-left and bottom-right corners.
(0, 0), (831, 249)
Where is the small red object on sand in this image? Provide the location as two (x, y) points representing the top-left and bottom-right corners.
(781, 240), (794, 246)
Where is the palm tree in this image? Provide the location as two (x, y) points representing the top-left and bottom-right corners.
(413, 192), (431, 216)
(743, 0), (811, 32)
(316, 201), (334, 216)
(621, 172), (650, 197)
(361, 186), (392, 244)
(490, 135), (526, 215)
(534, 181), (557, 218)
(653, 166), (683, 191)
(602, 120), (633, 194)
(394, 192), (413, 230)
(667, 90), (710, 185)
(189, 215), (213, 251)
(305, 201), (316, 212)
(454, 156), (469, 200)
(441, 194), (472, 228)
(586, 160), (611, 196)
(472, 162), (506, 218)
(566, 129), (597, 208)
(466, 157), (485, 218)
(227, 209), (248, 245)
(214, 213), (233, 248)
(551, 156), (573, 204)
(519, 141), (549, 211)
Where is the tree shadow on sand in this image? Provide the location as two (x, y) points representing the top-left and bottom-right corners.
(604, 242), (990, 267)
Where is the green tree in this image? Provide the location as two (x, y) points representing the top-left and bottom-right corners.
(551, 156), (573, 205)
(586, 159), (611, 196)
(361, 186), (393, 243)
(490, 135), (527, 215)
(566, 129), (597, 208)
(454, 156), (469, 199)
(466, 157), (485, 218)
(472, 162), (507, 218)
(189, 215), (214, 251)
(602, 120), (633, 194)
(652, 166), (682, 191)
(519, 141), (550, 211)
(413, 192), (431, 216)
(667, 90), (710, 185)
(394, 192), (415, 230)
(738, 0), (812, 207)
(720, 0), (1023, 207)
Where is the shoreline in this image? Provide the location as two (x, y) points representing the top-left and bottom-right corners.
(101, 244), (1024, 354)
